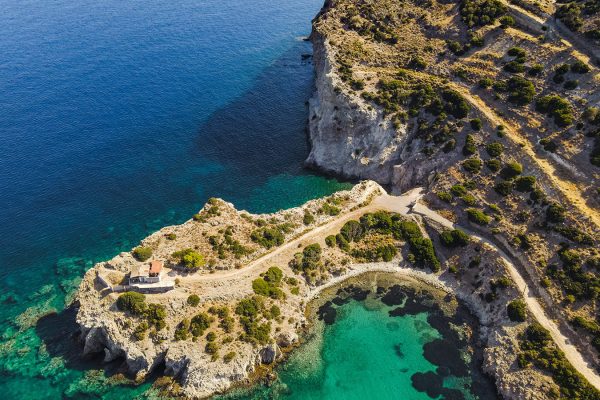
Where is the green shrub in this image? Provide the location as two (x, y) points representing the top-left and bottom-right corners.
(263, 266), (283, 284)
(540, 138), (558, 152)
(507, 46), (526, 58)
(325, 235), (337, 247)
(499, 15), (515, 28)
(528, 64), (543, 76)
(190, 312), (214, 337)
(450, 184), (468, 197)
(117, 292), (147, 314)
(486, 159), (501, 172)
(466, 208), (491, 225)
(441, 88), (470, 119)
(507, 300), (527, 321)
(224, 351), (236, 363)
(494, 181), (513, 196)
(320, 203), (341, 216)
(460, 0), (508, 27)
(486, 142), (504, 157)
(174, 319), (190, 341)
(145, 303), (167, 330)
(340, 220), (365, 242)
(303, 212), (315, 225)
(504, 61), (526, 73)
(514, 176), (536, 192)
(133, 322), (148, 341)
(440, 229), (470, 247)
(501, 161), (523, 179)
(437, 191), (453, 202)
(571, 60), (590, 74)
(250, 227), (284, 249)
(535, 95), (574, 127)
(470, 118), (482, 130)
(462, 158), (482, 173)
(556, 2), (583, 31)
(463, 134), (477, 156)
(132, 247), (152, 262)
(479, 78), (493, 88)
(546, 203), (566, 223)
(506, 76), (536, 105)
(172, 249), (205, 270)
(187, 294), (200, 307)
(166, 233), (177, 240)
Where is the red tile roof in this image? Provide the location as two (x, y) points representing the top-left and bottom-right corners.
(149, 260), (163, 274)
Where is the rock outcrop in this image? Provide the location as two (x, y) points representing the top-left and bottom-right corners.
(306, 32), (405, 186)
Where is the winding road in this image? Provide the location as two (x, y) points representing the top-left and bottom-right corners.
(183, 187), (600, 390)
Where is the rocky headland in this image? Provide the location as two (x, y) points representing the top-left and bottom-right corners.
(75, 0), (600, 398)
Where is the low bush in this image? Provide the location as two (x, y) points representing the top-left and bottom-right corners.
(117, 292), (146, 315)
(187, 294), (200, 307)
(250, 227), (284, 249)
(466, 208), (491, 225)
(494, 181), (513, 196)
(463, 134), (477, 156)
(501, 161), (523, 179)
(303, 212), (315, 225)
(507, 299), (527, 321)
(486, 142), (504, 157)
(462, 158), (482, 173)
(486, 159), (501, 172)
(470, 118), (482, 130)
(132, 247), (152, 262)
(172, 249), (206, 270)
(571, 60), (590, 74)
(506, 77), (536, 105)
(514, 176), (536, 192)
(546, 203), (566, 223)
(440, 229), (470, 247)
(535, 95), (574, 127)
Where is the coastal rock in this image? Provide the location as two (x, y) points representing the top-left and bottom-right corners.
(306, 32), (405, 185)
(258, 343), (281, 364)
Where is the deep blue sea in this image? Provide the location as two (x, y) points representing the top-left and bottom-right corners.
(0, 0), (350, 397)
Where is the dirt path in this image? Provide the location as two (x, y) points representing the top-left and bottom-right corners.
(450, 84), (600, 228)
(179, 187), (600, 389)
(184, 188), (423, 284)
(411, 202), (600, 390)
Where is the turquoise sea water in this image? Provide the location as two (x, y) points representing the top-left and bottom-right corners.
(221, 285), (498, 400)
(0, 0), (350, 398)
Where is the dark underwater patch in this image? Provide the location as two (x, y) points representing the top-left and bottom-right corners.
(423, 339), (469, 377)
(317, 301), (337, 325)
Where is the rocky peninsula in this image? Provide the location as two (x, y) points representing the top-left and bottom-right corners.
(76, 0), (600, 398)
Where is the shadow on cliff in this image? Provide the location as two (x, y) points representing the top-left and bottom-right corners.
(35, 304), (105, 371)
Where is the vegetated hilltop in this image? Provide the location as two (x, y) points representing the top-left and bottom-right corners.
(307, 0), (600, 396)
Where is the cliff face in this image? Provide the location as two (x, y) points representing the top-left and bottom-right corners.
(306, 32), (405, 186)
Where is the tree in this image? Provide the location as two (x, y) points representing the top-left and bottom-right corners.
(462, 158), (482, 173)
(546, 203), (566, 223)
(440, 229), (470, 247)
(340, 220), (364, 242)
(117, 292), (146, 315)
(514, 176), (536, 192)
(187, 294), (200, 307)
(486, 142), (504, 157)
(132, 246), (152, 262)
(466, 208), (491, 225)
(506, 76), (535, 105)
(507, 300), (526, 321)
(501, 161), (523, 180)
